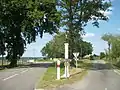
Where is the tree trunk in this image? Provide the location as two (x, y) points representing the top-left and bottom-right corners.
(108, 43), (111, 61)
(9, 43), (18, 68)
(9, 59), (17, 68)
(2, 55), (3, 68)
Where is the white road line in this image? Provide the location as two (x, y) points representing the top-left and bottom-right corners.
(3, 74), (18, 81)
(20, 69), (28, 74)
(105, 88), (107, 90)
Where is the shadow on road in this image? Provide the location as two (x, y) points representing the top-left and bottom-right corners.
(77, 60), (118, 71)
(18, 63), (52, 68)
(90, 63), (112, 70)
(0, 63), (52, 70)
(0, 61), (119, 71)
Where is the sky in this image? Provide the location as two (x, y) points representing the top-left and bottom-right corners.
(23, 0), (120, 57)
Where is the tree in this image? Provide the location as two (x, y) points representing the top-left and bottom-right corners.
(41, 32), (93, 58)
(100, 52), (105, 59)
(79, 40), (93, 58)
(110, 36), (120, 61)
(102, 34), (120, 63)
(101, 34), (113, 59)
(0, 31), (5, 68)
(57, 0), (111, 58)
(41, 32), (65, 58)
(0, 0), (60, 67)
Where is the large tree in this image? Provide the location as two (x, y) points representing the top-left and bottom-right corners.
(100, 52), (105, 59)
(57, 0), (111, 58)
(0, 0), (60, 67)
(41, 32), (65, 58)
(41, 32), (93, 58)
(102, 34), (120, 63)
(0, 31), (5, 67)
(79, 40), (93, 58)
(101, 33), (114, 60)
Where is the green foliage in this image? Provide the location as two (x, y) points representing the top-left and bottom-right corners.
(57, 0), (111, 58)
(93, 54), (99, 60)
(0, 32), (5, 56)
(41, 32), (93, 58)
(102, 34), (120, 63)
(100, 52), (105, 59)
(41, 32), (65, 58)
(0, 0), (60, 67)
(0, 0), (111, 67)
(110, 36), (120, 60)
(89, 55), (94, 60)
(79, 41), (93, 58)
(58, 0), (111, 30)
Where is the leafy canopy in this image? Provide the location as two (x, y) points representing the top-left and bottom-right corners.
(41, 32), (93, 58)
(0, 0), (60, 67)
(57, 0), (111, 58)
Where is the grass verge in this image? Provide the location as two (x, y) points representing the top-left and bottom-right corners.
(36, 59), (91, 89)
(113, 63), (120, 70)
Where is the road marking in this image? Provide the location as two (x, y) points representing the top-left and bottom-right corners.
(20, 69), (28, 74)
(3, 74), (18, 81)
(105, 88), (107, 90)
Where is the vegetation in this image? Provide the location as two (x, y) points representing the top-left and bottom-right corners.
(100, 52), (105, 59)
(0, 0), (60, 67)
(89, 55), (94, 60)
(37, 59), (91, 89)
(101, 34), (120, 66)
(0, 0), (111, 67)
(41, 32), (93, 58)
(57, 0), (111, 58)
(93, 54), (99, 60)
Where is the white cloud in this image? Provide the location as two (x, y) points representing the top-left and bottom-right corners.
(82, 33), (95, 38)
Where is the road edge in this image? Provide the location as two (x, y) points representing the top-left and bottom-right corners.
(34, 62), (54, 90)
(111, 64), (120, 75)
(104, 60), (120, 75)
(34, 89), (44, 90)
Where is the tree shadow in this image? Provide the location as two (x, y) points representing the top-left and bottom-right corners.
(18, 63), (53, 68)
(0, 62), (53, 70)
(77, 60), (116, 70)
(0, 61), (118, 71)
(90, 63), (112, 70)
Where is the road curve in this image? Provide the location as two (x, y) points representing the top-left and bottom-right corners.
(57, 60), (120, 90)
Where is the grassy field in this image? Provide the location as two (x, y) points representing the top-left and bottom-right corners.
(36, 59), (92, 89)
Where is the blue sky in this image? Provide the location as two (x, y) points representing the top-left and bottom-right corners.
(23, 0), (120, 57)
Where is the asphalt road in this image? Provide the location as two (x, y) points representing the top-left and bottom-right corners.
(57, 60), (120, 90)
(0, 63), (51, 90)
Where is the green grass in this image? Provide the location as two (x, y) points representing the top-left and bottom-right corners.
(36, 62), (64, 89)
(113, 61), (120, 70)
(77, 59), (92, 69)
(36, 59), (91, 89)
(35, 59), (54, 62)
(103, 58), (120, 70)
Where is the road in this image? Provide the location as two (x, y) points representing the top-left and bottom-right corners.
(0, 63), (51, 90)
(57, 60), (120, 90)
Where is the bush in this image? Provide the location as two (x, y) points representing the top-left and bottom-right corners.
(90, 55), (94, 60)
(100, 52), (105, 59)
